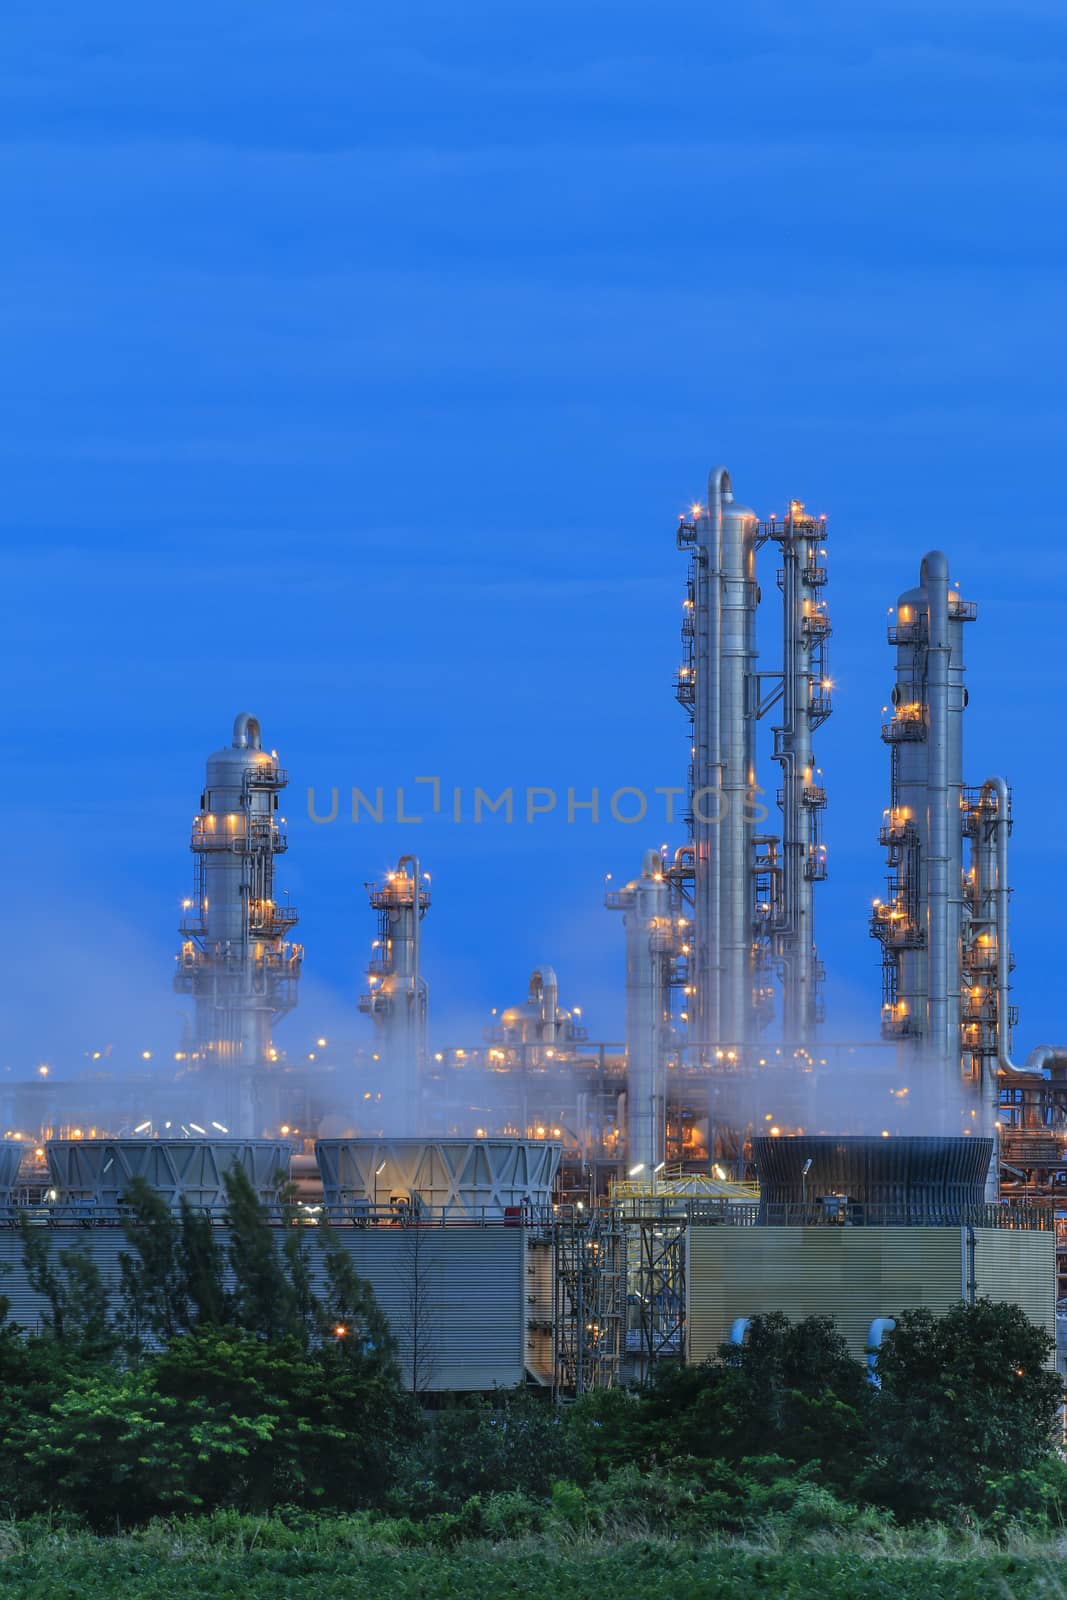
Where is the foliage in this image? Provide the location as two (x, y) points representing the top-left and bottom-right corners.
(221, 1165), (297, 1340)
(317, 1219), (396, 1356)
(177, 1198), (228, 1327)
(117, 1177), (191, 1352)
(0, 1516), (1062, 1600)
(865, 1298), (1063, 1519)
(4, 1189), (1065, 1543)
(404, 1391), (585, 1512)
(565, 1312), (871, 1492)
(19, 1219), (116, 1359)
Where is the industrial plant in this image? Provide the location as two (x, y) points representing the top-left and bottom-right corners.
(0, 462), (1061, 1393)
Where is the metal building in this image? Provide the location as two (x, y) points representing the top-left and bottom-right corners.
(687, 1132), (1053, 1364)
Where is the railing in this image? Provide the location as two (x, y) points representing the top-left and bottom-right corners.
(5, 1193), (1046, 1233)
(245, 764), (288, 791)
(756, 1200), (1052, 1230)
(4, 1198), (568, 1231)
(881, 714), (926, 743)
(887, 621), (924, 645)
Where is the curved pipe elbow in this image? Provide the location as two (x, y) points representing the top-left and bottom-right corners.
(232, 712), (262, 750)
(1023, 1046), (1067, 1079)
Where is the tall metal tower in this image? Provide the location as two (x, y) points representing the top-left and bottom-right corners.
(769, 502), (832, 1041)
(672, 469), (832, 1060)
(605, 851), (677, 1172)
(358, 857), (430, 1126)
(174, 713), (301, 1129)
(871, 553), (973, 1071)
(873, 557), (1057, 1147)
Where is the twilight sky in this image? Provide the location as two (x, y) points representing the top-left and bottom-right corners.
(3, 0), (1067, 1074)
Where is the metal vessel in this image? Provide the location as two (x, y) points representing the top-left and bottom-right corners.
(871, 554), (972, 1073)
(871, 561), (1064, 1162)
(358, 857), (430, 1128)
(671, 478), (832, 1059)
(605, 851), (675, 1173)
(173, 714), (301, 1133)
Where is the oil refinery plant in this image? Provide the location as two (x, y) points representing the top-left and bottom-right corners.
(0, 461), (1062, 1394)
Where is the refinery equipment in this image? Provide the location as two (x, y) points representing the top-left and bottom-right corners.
(488, 967), (582, 1055)
(605, 851), (677, 1174)
(687, 1134), (1052, 1366)
(752, 1134), (994, 1225)
(173, 714), (302, 1135)
(45, 1137), (292, 1211)
(670, 476), (832, 1059)
(0, 1146), (23, 1206)
(315, 1136), (561, 1218)
(358, 857), (430, 1128)
(423, 969), (625, 1193)
(870, 559), (1065, 1151)
(871, 554), (972, 1079)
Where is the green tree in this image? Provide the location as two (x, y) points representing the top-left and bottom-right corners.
(414, 1391), (583, 1512)
(19, 1219), (115, 1359)
(611, 1313), (870, 1491)
(151, 1325), (415, 1511)
(117, 1176), (190, 1354)
(318, 1218), (395, 1358)
(0, 1325), (86, 1514)
(222, 1164), (297, 1341)
(177, 1196), (228, 1327)
(867, 1298), (1063, 1518)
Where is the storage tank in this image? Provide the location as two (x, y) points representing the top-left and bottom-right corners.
(753, 1134), (993, 1223)
(315, 1137), (561, 1218)
(45, 1138), (292, 1210)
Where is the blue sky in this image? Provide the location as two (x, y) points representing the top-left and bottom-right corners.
(3, 0), (1067, 1073)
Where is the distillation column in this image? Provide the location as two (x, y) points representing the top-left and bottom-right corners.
(676, 468), (761, 1055)
(173, 713), (302, 1132)
(872, 553), (970, 1072)
(358, 857), (430, 1129)
(769, 502), (831, 1041)
(605, 851), (675, 1171)
(963, 777), (1057, 1137)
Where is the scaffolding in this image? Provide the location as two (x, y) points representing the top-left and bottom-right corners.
(553, 1208), (624, 1396)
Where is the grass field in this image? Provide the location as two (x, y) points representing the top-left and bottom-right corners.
(0, 1520), (1063, 1600)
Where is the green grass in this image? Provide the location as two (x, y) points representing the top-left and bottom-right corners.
(0, 1519), (1064, 1600)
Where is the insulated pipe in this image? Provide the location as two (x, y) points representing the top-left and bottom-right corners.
(719, 481), (759, 1048)
(530, 966), (559, 1043)
(884, 578), (931, 1048)
(232, 712), (262, 750)
(610, 851), (671, 1172)
(979, 778), (1049, 1088)
(924, 552), (952, 1070)
(693, 469), (727, 1045)
(776, 508), (822, 1042)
